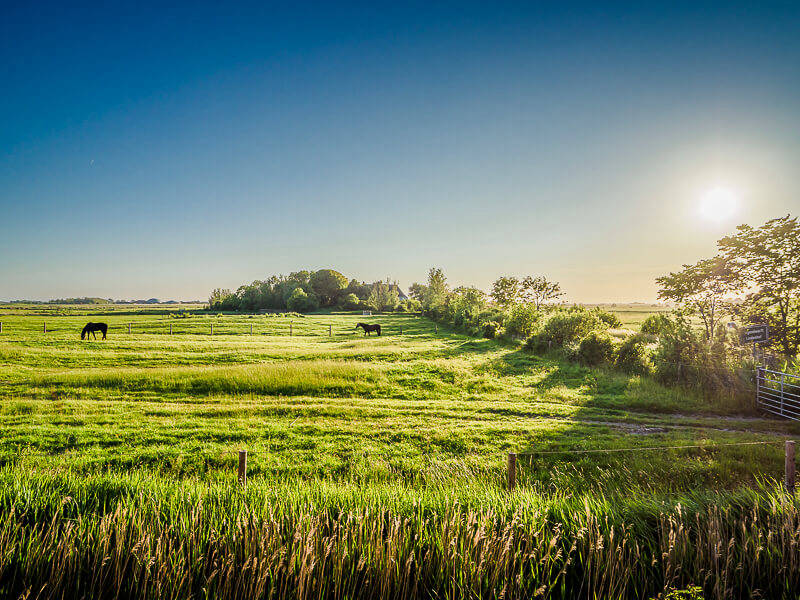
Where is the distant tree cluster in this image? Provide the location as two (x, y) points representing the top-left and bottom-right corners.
(209, 269), (417, 313)
(48, 297), (113, 305)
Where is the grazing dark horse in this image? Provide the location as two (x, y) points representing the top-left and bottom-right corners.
(355, 322), (381, 336)
(81, 322), (108, 340)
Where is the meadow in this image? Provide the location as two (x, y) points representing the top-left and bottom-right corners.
(0, 304), (798, 599)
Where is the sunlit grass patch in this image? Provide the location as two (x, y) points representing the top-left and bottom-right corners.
(29, 360), (386, 397)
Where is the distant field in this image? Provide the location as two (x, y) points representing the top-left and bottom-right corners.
(582, 302), (673, 328)
(1, 305), (797, 598)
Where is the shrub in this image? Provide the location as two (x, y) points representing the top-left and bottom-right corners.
(505, 304), (541, 339)
(615, 334), (651, 374)
(483, 321), (502, 339)
(577, 332), (615, 366)
(403, 298), (422, 313)
(640, 314), (675, 336)
(524, 333), (549, 353)
(477, 308), (505, 325)
(651, 316), (751, 407)
(540, 308), (602, 347)
(595, 310), (623, 329)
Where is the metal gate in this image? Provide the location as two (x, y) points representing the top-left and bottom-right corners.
(757, 367), (800, 421)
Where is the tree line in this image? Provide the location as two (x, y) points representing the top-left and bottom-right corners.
(209, 270), (420, 313)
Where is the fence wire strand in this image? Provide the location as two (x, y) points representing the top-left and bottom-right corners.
(514, 439), (784, 456)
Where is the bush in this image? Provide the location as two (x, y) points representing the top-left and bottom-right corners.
(402, 298), (422, 313)
(483, 321), (502, 339)
(615, 334), (651, 374)
(640, 314), (674, 336)
(477, 307), (505, 325)
(504, 304), (541, 339)
(540, 308), (602, 347)
(577, 332), (615, 366)
(651, 316), (751, 406)
(595, 310), (623, 329)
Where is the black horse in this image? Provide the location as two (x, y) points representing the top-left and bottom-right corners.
(355, 322), (381, 336)
(81, 322), (108, 340)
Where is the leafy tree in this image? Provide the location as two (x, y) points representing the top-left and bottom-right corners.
(310, 269), (348, 306)
(718, 215), (800, 358)
(367, 281), (399, 312)
(341, 293), (362, 310)
(408, 282), (427, 301)
(491, 276), (522, 307)
(521, 275), (564, 309)
(423, 268), (449, 309)
(208, 288), (234, 310)
(450, 287), (487, 326)
(656, 256), (739, 341)
(235, 280), (266, 311)
(286, 287), (319, 312)
(345, 279), (370, 300)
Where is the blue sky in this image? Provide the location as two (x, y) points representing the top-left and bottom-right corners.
(1, 1), (799, 301)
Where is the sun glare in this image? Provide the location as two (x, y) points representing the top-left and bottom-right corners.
(698, 186), (739, 222)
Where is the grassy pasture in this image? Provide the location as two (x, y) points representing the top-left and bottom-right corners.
(0, 306), (794, 487)
(1, 305), (799, 598)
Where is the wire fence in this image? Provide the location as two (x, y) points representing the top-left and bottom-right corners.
(0, 320), (412, 337)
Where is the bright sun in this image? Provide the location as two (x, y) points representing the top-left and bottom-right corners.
(698, 186), (739, 222)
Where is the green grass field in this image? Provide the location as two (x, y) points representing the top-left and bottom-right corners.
(0, 306), (793, 488)
(1, 304), (799, 598)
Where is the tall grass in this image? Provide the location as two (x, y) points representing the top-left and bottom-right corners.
(29, 361), (385, 397)
(0, 469), (799, 599)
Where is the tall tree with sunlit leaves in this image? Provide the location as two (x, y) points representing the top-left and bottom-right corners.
(520, 276), (564, 310)
(718, 215), (800, 358)
(656, 256), (740, 341)
(491, 276), (522, 307)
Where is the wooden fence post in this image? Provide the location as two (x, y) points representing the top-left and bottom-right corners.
(211, 323), (214, 336)
(399, 326), (402, 335)
(786, 441), (796, 494)
(169, 323), (172, 335)
(128, 323), (131, 334)
(238, 450), (247, 486)
(0, 322), (3, 334)
(43, 322), (47, 333)
(290, 322), (293, 336)
(329, 324), (332, 336)
(435, 324), (438, 334)
(250, 323), (253, 335)
(507, 453), (517, 491)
